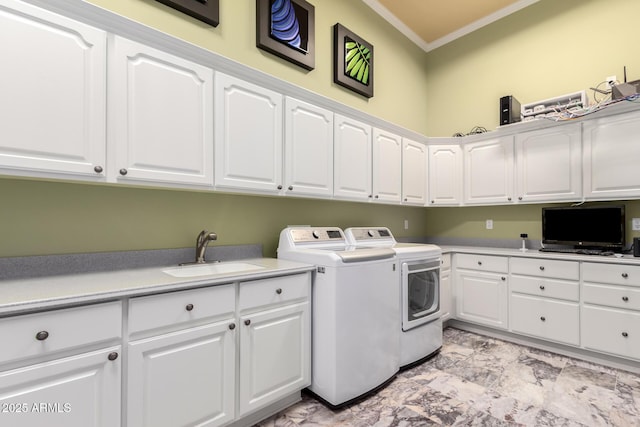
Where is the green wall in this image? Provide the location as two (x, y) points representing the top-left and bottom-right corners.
(0, 178), (428, 257)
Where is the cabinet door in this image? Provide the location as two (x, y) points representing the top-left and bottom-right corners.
(284, 97), (333, 198)
(215, 73), (283, 193)
(239, 301), (310, 417)
(584, 111), (640, 200)
(440, 270), (452, 321)
(515, 124), (582, 203)
(110, 36), (214, 186)
(402, 138), (427, 205)
(428, 144), (462, 206)
(372, 128), (402, 203)
(456, 270), (508, 329)
(0, 347), (120, 427)
(0, 0), (106, 179)
(463, 136), (514, 205)
(334, 115), (372, 200)
(128, 322), (235, 427)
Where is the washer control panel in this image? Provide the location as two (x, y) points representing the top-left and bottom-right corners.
(347, 227), (394, 242)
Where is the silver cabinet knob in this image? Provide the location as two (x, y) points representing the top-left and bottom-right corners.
(501, 277), (506, 281)
(228, 323), (236, 330)
(540, 316), (546, 322)
(35, 331), (49, 341)
(539, 266), (545, 271)
(623, 296), (629, 302)
(244, 319), (251, 326)
(375, 195), (379, 199)
(518, 196), (523, 201)
(185, 303), (194, 311)
(288, 186), (293, 191)
(507, 197), (512, 201)
(404, 198), (408, 202)
(119, 168), (128, 176)
(276, 288), (283, 295)
(622, 273), (629, 279)
(539, 285), (545, 290)
(108, 352), (119, 361)
(94, 165), (103, 174)
(622, 332), (629, 338)
(277, 185), (283, 190)
(477, 261), (482, 266)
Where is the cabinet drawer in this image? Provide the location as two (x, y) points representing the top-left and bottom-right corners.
(0, 301), (121, 365)
(440, 254), (451, 271)
(239, 273), (310, 312)
(510, 257), (579, 280)
(510, 294), (579, 345)
(129, 284), (235, 336)
(582, 305), (640, 360)
(583, 283), (640, 311)
(510, 275), (579, 301)
(582, 262), (640, 286)
(456, 254), (508, 273)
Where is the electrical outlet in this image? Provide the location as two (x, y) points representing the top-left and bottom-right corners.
(486, 219), (493, 230)
(606, 75), (617, 89)
(633, 218), (640, 231)
(404, 219), (409, 230)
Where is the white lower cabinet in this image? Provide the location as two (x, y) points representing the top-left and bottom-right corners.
(439, 254), (452, 321)
(581, 262), (640, 360)
(0, 302), (122, 427)
(0, 346), (122, 427)
(455, 254), (508, 329)
(127, 322), (235, 427)
(238, 275), (311, 417)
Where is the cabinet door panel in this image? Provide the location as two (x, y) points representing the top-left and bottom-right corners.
(516, 124), (581, 202)
(128, 322), (235, 427)
(510, 294), (579, 345)
(215, 73), (283, 193)
(0, 0), (106, 177)
(334, 115), (372, 200)
(463, 136), (514, 205)
(428, 144), (462, 205)
(402, 139), (427, 205)
(584, 111), (640, 199)
(372, 128), (402, 203)
(239, 302), (310, 416)
(110, 36), (213, 186)
(0, 347), (120, 427)
(284, 97), (333, 197)
(456, 270), (508, 329)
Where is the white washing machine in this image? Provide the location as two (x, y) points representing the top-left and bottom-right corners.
(345, 227), (443, 368)
(277, 226), (400, 407)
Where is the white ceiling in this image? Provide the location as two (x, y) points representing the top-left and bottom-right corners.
(363, 0), (540, 52)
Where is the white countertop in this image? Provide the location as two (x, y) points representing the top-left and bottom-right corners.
(0, 258), (314, 316)
(439, 245), (640, 265)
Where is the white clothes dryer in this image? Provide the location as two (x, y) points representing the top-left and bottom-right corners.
(344, 227), (443, 368)
(277, 226), (400, 407)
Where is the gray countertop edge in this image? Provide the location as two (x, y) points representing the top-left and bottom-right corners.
(0, 258), (315, 316)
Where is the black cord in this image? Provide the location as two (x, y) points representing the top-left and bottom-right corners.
(452, 126), (488, 137)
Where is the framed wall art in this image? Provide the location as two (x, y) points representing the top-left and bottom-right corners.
(256, 0), (315, 71)
(333, 23), (373, 98)
(155, 0), (219, 27)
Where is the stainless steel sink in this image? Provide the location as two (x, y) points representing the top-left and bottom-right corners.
(162, 262), (264, 278)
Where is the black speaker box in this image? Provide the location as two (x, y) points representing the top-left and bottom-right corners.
(500, 95), (521, 125)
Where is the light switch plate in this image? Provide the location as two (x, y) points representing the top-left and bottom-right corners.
(632, 218), (640, 231)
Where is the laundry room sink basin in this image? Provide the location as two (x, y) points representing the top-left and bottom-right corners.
(162, 262), (265, 278)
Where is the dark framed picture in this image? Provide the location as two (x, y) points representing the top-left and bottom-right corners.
(155, 0), (219, 27)
(256, 0), (315, 71)
(333, 23), (373, 98)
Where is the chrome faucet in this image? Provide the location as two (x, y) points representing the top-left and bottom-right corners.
(195, 230), (217, 264)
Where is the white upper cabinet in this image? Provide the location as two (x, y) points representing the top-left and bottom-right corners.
(583, 111), (640, 200)
(515, 124), (582, 203)
(428, 144), (462, 206)
(284, 97), (334, 198)
(109, 36), (214, 187)
(463, 136), (514, 205)
(215, 73), (283, 194)
(372, 128), (402, 203)
(0, 0), (106, 179)
(402, 138), (427, 205)
(334, 115), (372, 200)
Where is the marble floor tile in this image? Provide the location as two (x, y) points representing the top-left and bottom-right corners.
(257, 327), (640, 426)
